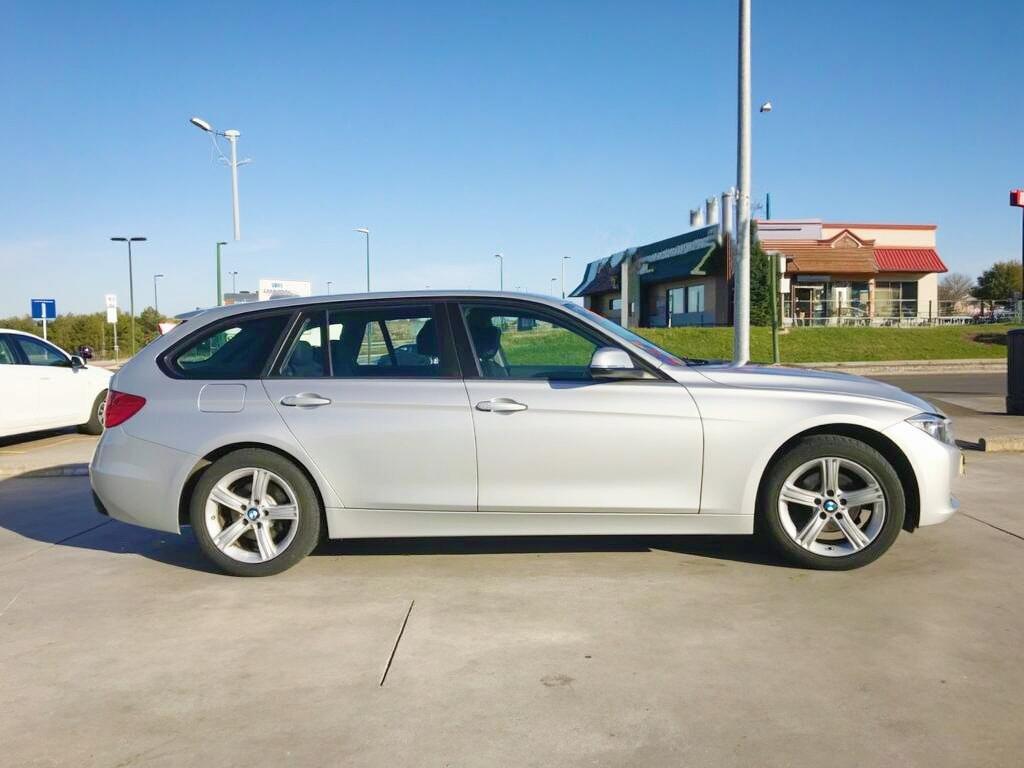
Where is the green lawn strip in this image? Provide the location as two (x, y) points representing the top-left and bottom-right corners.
(636, 324), (1016, 364)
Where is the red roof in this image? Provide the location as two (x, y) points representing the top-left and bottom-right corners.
(873, 248), (947, 273)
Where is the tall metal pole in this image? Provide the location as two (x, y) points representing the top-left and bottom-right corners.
(561, 256), (570, 299)
(153, 274), (162, 315)
(216, 241), (226, 306)
(127, 240), (136, 355)
(226, 130), (241, 241)
(733, 0), (752, 366)
(495, 254), (503, 291)
(365, 231), (371, 292)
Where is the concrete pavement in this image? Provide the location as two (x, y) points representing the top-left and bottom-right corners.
(0, 373), (1022, 767)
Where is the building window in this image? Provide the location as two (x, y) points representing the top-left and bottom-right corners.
(667, 288), (685, 317)
(687, 285), (705, 314)
(875, 281), (918, 318)
(609, 298), (622, 311)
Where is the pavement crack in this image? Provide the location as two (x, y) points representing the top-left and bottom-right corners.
(961, 512), (1024, 543)
(378, 599), (415, 687)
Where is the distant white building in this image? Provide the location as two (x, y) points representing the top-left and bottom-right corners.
(257, 279), (312, 302)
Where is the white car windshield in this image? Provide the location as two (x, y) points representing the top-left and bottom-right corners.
(563, 303), (688, 366)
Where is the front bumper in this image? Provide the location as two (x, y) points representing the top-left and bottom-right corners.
(89, 426), (199, 534)
(883, 420), (961, 527)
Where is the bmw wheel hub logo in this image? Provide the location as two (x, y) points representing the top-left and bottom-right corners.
(246, 508), (260, 521)
(823, 500), (839, 513)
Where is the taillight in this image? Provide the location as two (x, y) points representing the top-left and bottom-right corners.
(104, 390), (146, 428)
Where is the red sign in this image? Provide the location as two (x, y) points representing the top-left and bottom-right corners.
(1011, 189), (1024, 208)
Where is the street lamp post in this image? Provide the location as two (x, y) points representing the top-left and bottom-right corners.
(326, 280), (333, 295)
(355, 228), (371, 363)
(561, 256), (571, 299)
(494, 254), (503, 291)
(190, 117), (247, 241)
(153, 273), (165, 316)
(550, 277), (558, 295)
(733, 0), (752, 367)
(216, 241), (227, 306)
(110, 236), (146, 355)
(354, 229), (371, 292)
(229, 271), (238, 294)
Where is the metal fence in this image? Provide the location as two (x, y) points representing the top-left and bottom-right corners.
(782, 298), (1020, 327)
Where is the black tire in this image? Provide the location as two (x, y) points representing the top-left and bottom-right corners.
(189, 448), (322, 577)
(78, 390), (107, 435)
(758, 434), (905, 570)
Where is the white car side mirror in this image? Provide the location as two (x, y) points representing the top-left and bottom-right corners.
(589, 346), (644, 380)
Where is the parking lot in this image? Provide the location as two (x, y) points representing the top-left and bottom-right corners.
(1, 377), (1022, 767)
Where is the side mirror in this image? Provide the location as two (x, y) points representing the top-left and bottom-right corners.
(589, 346), (644, 380)
(70, 355), (86, 369)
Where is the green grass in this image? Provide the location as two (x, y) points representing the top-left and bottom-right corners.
(637, 324), (1018, 364)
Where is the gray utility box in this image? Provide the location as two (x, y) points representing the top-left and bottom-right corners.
(1009, 328), (1024, 415)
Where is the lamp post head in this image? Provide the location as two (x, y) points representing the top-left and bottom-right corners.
(190, 116), (213, 132)
(217, 241), (227, 246)
(354, 228), (370, 235)
(154, 273), (164, 279)
(223, 129), (240, 139)
(111, 237), (127, 242)
(759, 101), (773, 113)
(130, 237), (147, 243)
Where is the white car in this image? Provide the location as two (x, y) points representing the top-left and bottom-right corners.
(0, 329), (111, 438)
(89, 292), (961, 576)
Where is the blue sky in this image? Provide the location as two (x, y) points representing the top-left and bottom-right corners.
(2, 0), (1021, 317)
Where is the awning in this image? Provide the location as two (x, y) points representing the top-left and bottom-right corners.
(874, 248), (947, 273)
(636, 244), (716, 284)
(570, 249), (632, 297)
(784, 248), (877, 275)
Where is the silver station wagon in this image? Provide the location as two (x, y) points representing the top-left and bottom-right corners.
(90, 291), (961, 576)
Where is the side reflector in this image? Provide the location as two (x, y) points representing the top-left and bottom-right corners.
(104, 390), (146, 428)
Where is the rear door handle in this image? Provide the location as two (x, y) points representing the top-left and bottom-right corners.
(475, 398), (527, 413)
(280, 393), (332, 407)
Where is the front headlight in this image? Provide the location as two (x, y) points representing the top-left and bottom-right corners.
(907, 412), (955, 446)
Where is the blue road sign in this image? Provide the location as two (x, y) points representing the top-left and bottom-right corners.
(30, 299), (56, 320)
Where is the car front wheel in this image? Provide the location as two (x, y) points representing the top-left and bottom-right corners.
(190, 448), (322, 576)
(759, 434), (905, 570)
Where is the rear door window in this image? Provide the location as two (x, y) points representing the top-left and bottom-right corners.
(328, 304), (446, 378)
(168, 313), (290, 379)
(0, 336), (17, 365)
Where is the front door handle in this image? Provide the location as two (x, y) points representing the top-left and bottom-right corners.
(280, 393), (332, 407)
(475, 398), (528, 413)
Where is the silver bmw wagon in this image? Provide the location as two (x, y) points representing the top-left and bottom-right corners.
(90, 291), (961, 576)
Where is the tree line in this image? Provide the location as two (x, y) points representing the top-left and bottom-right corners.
(939, 262), (1023, 308)
(0, 306), (169, 358)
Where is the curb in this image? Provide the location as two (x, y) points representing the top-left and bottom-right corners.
(0, 466), (90, 479)
(978, 436), (1024, 453)
(795, 359), (1007, 376)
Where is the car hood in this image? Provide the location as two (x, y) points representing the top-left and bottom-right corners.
(667, 363), (940, 415)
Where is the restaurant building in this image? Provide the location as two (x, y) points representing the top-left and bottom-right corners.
(758, 220), (948, 324)
(570, 210), (948, 328)
(569, 223), (732, 327)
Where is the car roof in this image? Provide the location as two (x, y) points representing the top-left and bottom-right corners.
(0, 328), (51, 339)
(180, 290), (572, 323)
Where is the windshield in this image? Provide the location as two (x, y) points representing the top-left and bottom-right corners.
(563, 303), (688, 366)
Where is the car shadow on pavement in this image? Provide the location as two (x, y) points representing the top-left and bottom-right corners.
(318, 533), (793, 568)
(0, 471), (223, 575)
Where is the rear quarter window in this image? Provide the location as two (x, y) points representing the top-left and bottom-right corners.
(166, 313), (290, 379)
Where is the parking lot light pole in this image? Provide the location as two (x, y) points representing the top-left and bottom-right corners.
(561, 256), (571, 299)
(111, 236), (146, 355)
(733, 0), (752, 367)
(355, 228), (371, 363)
(216, 241), (227, 306)
(1011, 190), (1024, 321)
(229, 271), (238, 294)
(153, 273), (164, 315)
(494, 254), (503, 291)
(190, 117), (246, 241)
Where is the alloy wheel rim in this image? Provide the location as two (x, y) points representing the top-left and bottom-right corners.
(777, 456), (886, 557)
(204, 467), (300, 563)
(97, 397), (107, 427)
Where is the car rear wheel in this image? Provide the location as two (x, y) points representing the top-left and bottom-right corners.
(78, 390), (107, 435)
(189, 448), (322, 576)
(759, 434), (905, 570)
